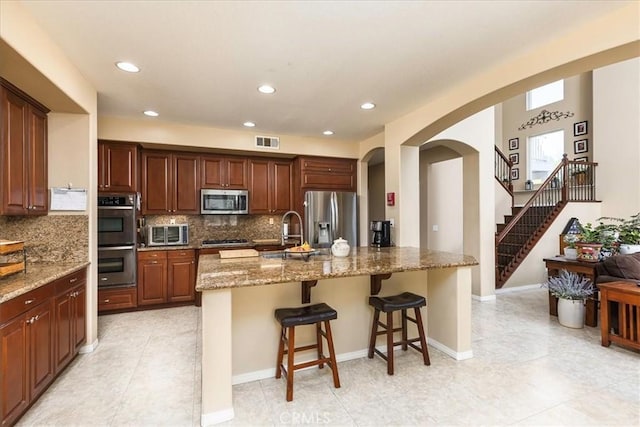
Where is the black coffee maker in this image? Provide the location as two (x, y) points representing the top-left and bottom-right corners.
(370, 220), (391, 247)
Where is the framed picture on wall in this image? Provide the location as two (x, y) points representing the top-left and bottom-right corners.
(509, 153), (519, 165)
(574, 139), (588, 154)
(508, 138), (519, 150)
(574, 121), (588, 136)
(574, 156), (588, 162)
(511, 167), (519, 180)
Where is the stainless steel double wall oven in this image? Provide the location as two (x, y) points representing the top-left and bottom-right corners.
(97, 193), (137, 288)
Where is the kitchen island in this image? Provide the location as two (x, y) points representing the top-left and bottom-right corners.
(196, 246), (477, 425)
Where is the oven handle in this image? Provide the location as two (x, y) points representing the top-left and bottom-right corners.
(98, 245), (136, 251)
(98, 206), (134, 210)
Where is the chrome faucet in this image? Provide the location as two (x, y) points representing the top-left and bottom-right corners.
(281, 210), (304, 246)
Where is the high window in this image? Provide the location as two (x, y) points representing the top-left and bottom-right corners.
(527, 130), (564, 183)
(526, 80), (564, 111)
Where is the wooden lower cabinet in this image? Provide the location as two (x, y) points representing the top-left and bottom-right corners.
(138, 249), (196, 306)
(0, 268), (86, 426)
(53, 269), (87, 373)
(97, 286), (137, 313)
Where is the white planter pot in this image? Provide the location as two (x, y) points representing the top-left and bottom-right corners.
(563, 248), (578, 260)
(557, 298), (585, 329)
(619, 244), (640, 255)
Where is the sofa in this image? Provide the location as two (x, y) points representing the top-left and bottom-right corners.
(595, 252), (640, 285)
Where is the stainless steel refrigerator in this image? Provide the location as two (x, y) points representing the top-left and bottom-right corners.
(303, 191), (357, 248)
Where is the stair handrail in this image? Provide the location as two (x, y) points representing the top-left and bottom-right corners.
(494, 146), (514, 206)
(496, 155), (568, 243)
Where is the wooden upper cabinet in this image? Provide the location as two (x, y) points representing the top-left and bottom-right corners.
(297, 156), (357, 192)
(141, 150), (199, 214)
(0, 80), (49, 216)
(201, 155), (247, 189)
(248, 158), (292, 214)
(98, 141), (138, 192)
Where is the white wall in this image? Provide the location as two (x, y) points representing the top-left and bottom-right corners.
(593, 57), (640, 219)
(427, 159), (463, 253)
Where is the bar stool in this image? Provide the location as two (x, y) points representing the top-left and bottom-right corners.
(274, 303), (341, 401)
(368, 292), (431, 375)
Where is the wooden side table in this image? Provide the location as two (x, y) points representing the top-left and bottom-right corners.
(597, 281), (640, 351)
(543, 256), (599, 327)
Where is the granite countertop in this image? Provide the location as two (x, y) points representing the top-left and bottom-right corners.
(0, 262), (90, 304)
(196, 246), (478, 291)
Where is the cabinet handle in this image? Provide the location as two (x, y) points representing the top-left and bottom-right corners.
(105, 184), (110, 188)
(151, 261), (158, 264)
(26, 317), (34, 325)
(34, 315), (40, 322)
(24, 299), (34, 305)
(104, 299), (110, 303)
(70, 277), (78, 283)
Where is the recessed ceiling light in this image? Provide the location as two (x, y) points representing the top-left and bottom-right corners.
(143, 110), (159, 117)
(360, 102), (376, 110)
(243, 121), (256, 127)
(258, 85), (276, 94)
(116, 61), (140, 73)
(323, 130), (334, 136)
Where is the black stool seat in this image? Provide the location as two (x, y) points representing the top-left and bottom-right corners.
(369, 292), (425, 312)
(275, 303), (337, 327)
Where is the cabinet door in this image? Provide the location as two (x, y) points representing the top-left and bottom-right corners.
(0, 316), (28, 426)
(201, 155), (225, 188)
(1, 88), (29, 215)
(167, 253), (196, 303)
(27, 107), (48, 214)
(141, 151), (172, 214)
(248, 159), (271, 214)
(138, 254), (168, 305)
(173, 154), (199, 214)
(101, 142), (137, 192)
(53, 292), (73, 372)
(271, 160), (292, 213)
(72, 284), (86, 353)
(226, 158), (248, 189)
(28, 301), (54, 402)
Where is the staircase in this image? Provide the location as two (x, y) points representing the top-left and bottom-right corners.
(494, 152), (599, 288)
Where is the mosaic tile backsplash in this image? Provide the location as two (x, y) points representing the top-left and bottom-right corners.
(144, 214), (294, 244)
(0, 215), (89, 263)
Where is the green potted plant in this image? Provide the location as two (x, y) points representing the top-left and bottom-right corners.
(563, 234), (579, 260)
(597, 213), (640, 254)
(542, 269), (594, 328)
(576, 222), (603, 262)
(618, 213), (640, 254)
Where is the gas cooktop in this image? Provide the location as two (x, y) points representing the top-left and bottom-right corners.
(201, 239), (251, 248)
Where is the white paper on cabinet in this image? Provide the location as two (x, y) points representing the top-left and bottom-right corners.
(50, 188), (87, 211)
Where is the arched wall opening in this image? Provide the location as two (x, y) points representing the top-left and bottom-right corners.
(419, 139), (482, 295)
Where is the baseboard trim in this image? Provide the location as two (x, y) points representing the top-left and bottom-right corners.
(231, 340), (472, 385)
(495, 283), (542, 294)
(472, 294), (496, 302)
(201, 407), (234, 426)
(427, 337), (473, 360)
(78, 338), (98, 354)
(231, 348), (371, 385)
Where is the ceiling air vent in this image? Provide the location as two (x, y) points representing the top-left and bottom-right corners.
(255, 135), (280, 149)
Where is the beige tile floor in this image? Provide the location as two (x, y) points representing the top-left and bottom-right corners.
(18, 289), (640, 426)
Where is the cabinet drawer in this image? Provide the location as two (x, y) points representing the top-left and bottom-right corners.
(98, 287), (137, 312)
(167, 249), (195, 259)
(53, 269), (87, 295)
(0, 283), (54, 324)
(138, 250), (168, 261)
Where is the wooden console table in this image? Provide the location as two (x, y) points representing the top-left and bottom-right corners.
(598, 281), (640, 351)
(543, 256), (599, 327)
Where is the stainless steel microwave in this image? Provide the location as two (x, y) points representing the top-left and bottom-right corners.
(145, 224), (189, 246)
(201, 189), (248, 215)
